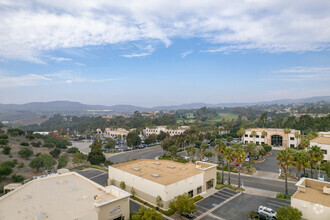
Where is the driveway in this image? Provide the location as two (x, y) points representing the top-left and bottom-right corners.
(201, 193), (290, 220)
(254, 149), (280, 173)
(75, 169), (108, 186)
(107, 146), (163, 163)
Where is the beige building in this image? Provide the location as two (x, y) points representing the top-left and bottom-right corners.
(291, 178), (330, 220)
(144, 126), (190, 136)
(104, 128), (130, 138)
(310, 132), (330, 161)
(242, 128), (300, 148)
(0, 172), (131, 220)
(108, 159), (217, 209)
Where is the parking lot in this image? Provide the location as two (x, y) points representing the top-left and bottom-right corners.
(201, 193), (290, 220)
(75, 169), (108, 186)
(195, 188), (239, 217)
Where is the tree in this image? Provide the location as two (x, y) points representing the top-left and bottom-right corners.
(169, 193), (196, 217)
(262, 144), (272, 153)
(245, 143), (257, 166)
(277, 148), (294, 198)
(73, 152), (87, 164)
(104, 138), (116, 149)
(195, 141), (202, 148)
(29, 153), (56, 171)
(284, 128), (291, 147)
(293, 150), (308, 179)
(67, 147), (79, 154)
(300, 137), (310, 150)
(262, 130), (267, 144)
(214, 140), (226, 184)
(325, 161), (330, 178)
(260, 112), (268, 128)
(224, 147), (234, 185)
(259, 149), (266, 158)
(145, 134), (157, 145)
(157, 131), (169, 141)
(186, 147), (196, 161)
(57, 154), (68, 169)
(250, 131), (257, 143)
(307, 145), (324, 178)
(276, 206), (302, 220)
(120, 181), (126, 190)
(156, 195), (163, 208)
(50, 148), (61, 158)
(18, 148), (34, 159)
(127, 132), (141, 147)
(169, 145), (178, 157)
(88, 139), (106, 165)
(233, 146), (246, 188)
(0, 166), (12, 179)
(2, 146), (11, 155)
(237, 127), (245, 142)
(132, 206), (162, 220)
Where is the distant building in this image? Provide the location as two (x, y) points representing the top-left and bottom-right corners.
(291, 178), (330, 220)
(144, 126), (190, 136)
(242, 128), (300, 148)
(108, 159), (217, 209)
(310, 132), (330, 161)
(104, 128), (132, 139)
(33, 131), (49, 135)
(0, 172), (131, 220)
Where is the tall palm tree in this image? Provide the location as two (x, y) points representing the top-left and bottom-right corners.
(293, 150), (308, 179)
(262, 130), (267, 145)
(237, 127), (245, 143)
(251, 131), (257, 144)
(294, 131), (300, 147)
(284, 128), (291, 148)
(277, 148), (294, 198)
(224, 147), (234, 185)
(245, 142), (257, 166)
(214, 140), (226, 184)
(308, 145), (324, 179)
(233, 146), (246, 188)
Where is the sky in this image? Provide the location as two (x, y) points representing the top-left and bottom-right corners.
(0, 0), (330, 107)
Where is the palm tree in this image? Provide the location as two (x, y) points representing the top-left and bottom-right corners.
(300, 137), (310, 150)
(293, 150), (308, 179)
(250, 131), (257, 144)
(245, 142), (257, 166)
(237, 127), (245, 143)
(277, 148), (294, 198)
(224, 147), (234, 185)
(262, 130), (267, 145)
(214, 140), (226, 184)
(294, 131), (300, 146)
(284, 128), (291, 148)
(308, 146), (324, 179)
(233, 146), (246, 188)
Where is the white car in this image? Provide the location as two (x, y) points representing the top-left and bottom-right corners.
(184, 156), (190, 160)
(258, 206), (277, 218)
(202, 157), (209, 162)
(245, 157), (250, 162)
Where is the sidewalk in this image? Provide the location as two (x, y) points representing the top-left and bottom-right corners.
(243, 186), (278, 198)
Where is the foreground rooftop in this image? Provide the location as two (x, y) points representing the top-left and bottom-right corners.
(110, 159), (216, 185)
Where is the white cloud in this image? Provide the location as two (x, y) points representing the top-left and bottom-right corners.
(1, 0), (330, 62)
(262, 66), (330, 82)
(0, 70), (126, 88)
(181, 50), (193, 58)
(121, 52), (151, 58)
(50, 57), (73, 62)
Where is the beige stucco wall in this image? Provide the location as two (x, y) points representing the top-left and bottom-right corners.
(98, 197), (130, 220)
(292, 197), (330, 220)
(310, 141), (330, 161)
(203, 166), (217, 191)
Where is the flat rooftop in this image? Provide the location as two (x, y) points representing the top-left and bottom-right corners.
(310, 136), (330, 145)
(292, 178), (330, 207)
(0, 172), (130, 220)
(110, 159), (216, 185)
(246, 128), (299, 133)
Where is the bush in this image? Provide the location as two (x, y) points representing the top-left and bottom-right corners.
(0, 139), (9, 145)
(67, 147), (79, 154)
(20, 142), (29, 147)
(31, 142), (41, 147)
(13, 159), (18, 164)
(191, 195), (203, 203)
(12, 174), (24, 182)
(276, 206), (302, 220)
(25, 134), (35, 140)
(17, 162), (24, 168)
(0, 134), (8, 139)
(1, 161), (16, 168)
(49, 148), (61, 158)
(57, 154), (68, 169)
(7, 128), (25, 136)
(276, 193), (291, 200)
(42, 143), (54, 148)
(120, 181), (126, 190)
(18, 148), (34, 159)
(2, 146), (11, 155)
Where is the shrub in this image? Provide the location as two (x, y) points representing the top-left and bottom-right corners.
(50, 148), (61, 158)
(1, 161), (16, 168)
(0, 134), (8, 139)
(18, 148), (34, 159)
(67, 147), (79, 154)
(42, 143), (54, 148)
(276, 206), (302, 220)
(57, 154), (68, 169)
(25, 134), (35, 140)
(0, 139), (9, 145)
(13, 159), (18, 164)
(31, 142), (41, 147)
(20, 142), (29, 147)
(120, 181), (126, 190)
(276, 193), (291, 200)
(7, 128), (25, 136)
(2, 146), (11, 155)
(12, 174), (24, 182)
(17, 162), (24, 168)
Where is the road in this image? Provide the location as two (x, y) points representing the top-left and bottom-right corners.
(221, 172), (297, 195)
(254, 149), (280, 173)
(106, 146), (163, 163)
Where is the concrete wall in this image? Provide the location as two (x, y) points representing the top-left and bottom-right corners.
(291, 197), (330, 220)
(203, 166), (217, 192)
(98, 197), (130, 220)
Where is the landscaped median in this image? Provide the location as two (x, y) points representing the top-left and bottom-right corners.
(215, 184), (245, 192)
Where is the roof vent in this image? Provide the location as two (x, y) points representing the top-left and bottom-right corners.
(132, 168), (141, 171)
(151, 174), (160, 178)
(21, 195), (31, 200)
(167, 166), (175, 169)
(34, 212), (47, 220)
(154, 162), (161, 165)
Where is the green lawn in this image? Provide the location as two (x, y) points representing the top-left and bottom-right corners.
(212, 113), (238, 121)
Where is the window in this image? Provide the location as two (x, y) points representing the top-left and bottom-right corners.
(290, 137), (294, 140)
(256, 141), (260, 145)
(245, 134), (248, 137)
(197, 186), (202, 194)
(256, 135), (260, 138)
(245, 141), (248, 143)
(188, 190), (193, 198)
(322, 150), (327, 154)
(261, 142), (265, 145)
(261, 136), (264, 139)
(206, 179), (214, 189)
(290, 144), (295, 148)
(113, 216), (124, 220)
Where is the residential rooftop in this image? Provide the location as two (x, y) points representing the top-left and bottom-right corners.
(0, 172), (130, 220)
(292, 178), (330, 207)
(110, 159), (216, 186)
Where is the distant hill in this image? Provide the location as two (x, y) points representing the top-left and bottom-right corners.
(0, 96), (329, 120)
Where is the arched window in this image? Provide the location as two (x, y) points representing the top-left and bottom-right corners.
(271, 135), (283, 147)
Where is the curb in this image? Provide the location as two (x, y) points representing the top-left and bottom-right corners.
(129, 198), (174, 220)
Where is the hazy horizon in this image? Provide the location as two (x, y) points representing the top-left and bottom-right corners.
(1, 1), (330, 106)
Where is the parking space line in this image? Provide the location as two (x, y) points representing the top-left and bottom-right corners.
(212, 194), (230, 201)
(267, 200), (290, 206)
(217, 191), (236, 197)
(267, 202), (285, 208)
(220, 189), (238, 196)
(90, 172), (107, 180)
(196, 204), (210, 212)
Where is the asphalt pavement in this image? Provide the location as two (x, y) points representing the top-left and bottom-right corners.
(254, 149), (280, 173)
(106, 146), (163, 163)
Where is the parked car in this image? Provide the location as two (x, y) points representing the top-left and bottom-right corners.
(258, 206), (277, 219)
(202, 157), (209, 162)
(184, 156), (190, 160)
(256, 212), (275, 220)
(233, 163), (239, 166)
(245, 157), (250, 162)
